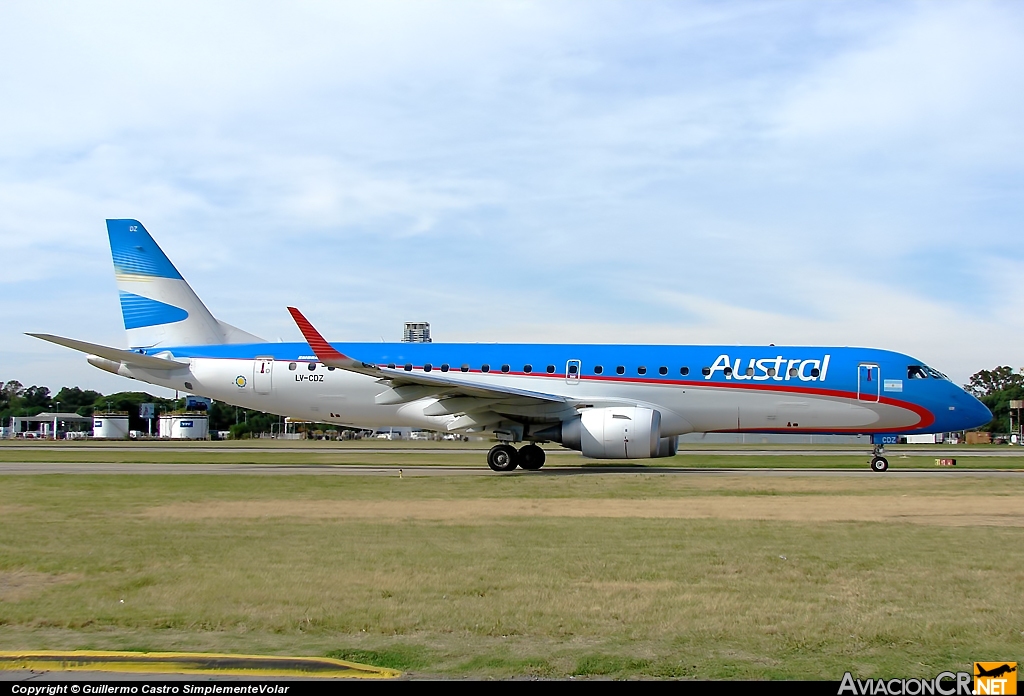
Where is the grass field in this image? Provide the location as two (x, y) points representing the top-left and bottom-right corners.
(1, 467), (1022, 679)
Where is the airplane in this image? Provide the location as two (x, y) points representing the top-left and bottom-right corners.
(975, 664), (1016, 679)
(29, 219), (992, 472)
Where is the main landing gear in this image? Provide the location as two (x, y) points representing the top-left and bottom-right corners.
(487, 443), (546, 472)
(870, 444), (889, 472)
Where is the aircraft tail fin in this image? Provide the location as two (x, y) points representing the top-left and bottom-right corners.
(107, 219), (264, 348)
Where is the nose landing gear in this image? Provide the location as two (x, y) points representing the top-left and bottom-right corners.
(869, 443), (889, 472)
(486, 443), (546, 471)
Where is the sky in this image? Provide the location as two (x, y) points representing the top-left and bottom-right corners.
(1, 0), (1022, 397)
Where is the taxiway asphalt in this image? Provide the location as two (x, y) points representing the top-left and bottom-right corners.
(0, 462), (1020, 477)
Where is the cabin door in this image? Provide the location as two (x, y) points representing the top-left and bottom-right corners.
(253, 357), (274, 395)
(566, 359), (581, 384)
(857, 363), (880, 402)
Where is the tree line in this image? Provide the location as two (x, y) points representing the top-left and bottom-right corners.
(964, 366), (1023, 433)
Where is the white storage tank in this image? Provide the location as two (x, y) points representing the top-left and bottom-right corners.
(93, 413), (129, 439)
(158, 414), (209, 439)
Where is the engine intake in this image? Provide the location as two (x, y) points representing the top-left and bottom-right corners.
(555, 406), (665, 459)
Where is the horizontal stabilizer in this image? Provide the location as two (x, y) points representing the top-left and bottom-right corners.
(27, 333), (190, 371)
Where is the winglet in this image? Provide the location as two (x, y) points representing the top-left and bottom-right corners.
(286, 307), (354, 367)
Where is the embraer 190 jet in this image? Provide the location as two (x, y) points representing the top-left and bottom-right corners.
(30, 220), (992, 472)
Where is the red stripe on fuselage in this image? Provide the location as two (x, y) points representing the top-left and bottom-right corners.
(374, 364), (935, 431)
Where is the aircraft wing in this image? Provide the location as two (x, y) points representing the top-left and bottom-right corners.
(27, 333), (191, 371)
(287, 307), (567, 405)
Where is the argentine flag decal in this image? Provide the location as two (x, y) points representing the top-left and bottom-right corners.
(118, 291), (190, 329)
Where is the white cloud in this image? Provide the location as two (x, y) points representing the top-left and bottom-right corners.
(775, 3), (1024, 156)
(1, 1), (1021, 394)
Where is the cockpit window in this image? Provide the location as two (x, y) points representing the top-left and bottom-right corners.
(908, 364), (949, 380)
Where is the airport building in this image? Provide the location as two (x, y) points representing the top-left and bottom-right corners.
(403, 322), (431, 343)
(677, 433), (955, 445)
(678, 433), (872, 445)
(7, 412), (94, 439)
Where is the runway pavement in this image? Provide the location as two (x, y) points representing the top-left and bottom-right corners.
(0, 462), (1020, 476)
(3, 444), (1024, 456)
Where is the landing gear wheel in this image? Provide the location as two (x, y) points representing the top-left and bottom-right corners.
(487, 444), (519, 472)
(518, 444), (546, 470)
(870, 456), (889, 472)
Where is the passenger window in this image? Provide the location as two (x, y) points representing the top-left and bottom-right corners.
(441, 364), (449, 372)
(746, 367), (754, 376)
(501, 364), (510, 373)
(811, 368), (820, 377)
(524, 364), (533, 373)
(594, 365), (603, 375)
(638, 366), (647, 375)
(328, 366), (335, 371)
(387, 363), (396, 369)
(404, 363), (413, 371)
(702, 367), (711, 376)
(482, 364), (490, 373)
(680, 367), (689, 376)
(308, 363), (316, 371)
(788, 367), (798, 377)
(616, 366), (625, 375)
(461, 364), (469, 372)
(724, 367), (733, 376)
(546, 365), (555, 374)
(424, 363), (432, 372)
(659, 366), (668, 376)
(767, 368), (776, 377)
(288, 362), (297, 370)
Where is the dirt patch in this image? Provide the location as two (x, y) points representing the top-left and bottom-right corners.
(577, 580), (678, 591)
(0, 571), (73, 602)
(142, 496), (1024, 527)
(0, 505), (32, 516)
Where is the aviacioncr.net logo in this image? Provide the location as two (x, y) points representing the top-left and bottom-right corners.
(839, 671), (973, 695)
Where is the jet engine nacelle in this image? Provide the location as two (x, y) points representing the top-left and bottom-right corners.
(561, 406), (664, 459)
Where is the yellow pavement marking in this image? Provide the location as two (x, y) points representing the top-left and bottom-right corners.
(0, 650), (400, 679)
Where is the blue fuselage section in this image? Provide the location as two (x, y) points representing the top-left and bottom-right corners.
(148, 341), (991, 436)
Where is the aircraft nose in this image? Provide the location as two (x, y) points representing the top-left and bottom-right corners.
(952, 388), (992, 431)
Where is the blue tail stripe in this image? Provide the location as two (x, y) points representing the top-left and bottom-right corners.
(119, 291), (189, 329)
(106, 219), (183, 279)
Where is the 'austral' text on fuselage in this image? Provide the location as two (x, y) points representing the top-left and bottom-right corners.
(706, 354), (830, 381)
